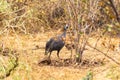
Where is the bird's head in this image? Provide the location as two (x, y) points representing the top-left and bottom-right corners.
(64, 24), (69, 30)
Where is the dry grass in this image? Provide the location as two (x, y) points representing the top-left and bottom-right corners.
(0, 0), (120, 80)
(0, 31), (119, 80)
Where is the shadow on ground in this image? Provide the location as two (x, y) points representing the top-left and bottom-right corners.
(38, 58), (105, 68)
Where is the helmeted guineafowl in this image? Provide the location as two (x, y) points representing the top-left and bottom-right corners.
(45, 24), (69, 59)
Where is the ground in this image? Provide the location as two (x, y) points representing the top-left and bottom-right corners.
(0, 31), (120, 80)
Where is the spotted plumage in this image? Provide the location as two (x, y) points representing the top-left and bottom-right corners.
(45, 24), (69, 59)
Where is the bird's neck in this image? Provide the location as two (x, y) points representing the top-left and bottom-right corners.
(57, 30), (67, 40)
(62, 30), (67, 37)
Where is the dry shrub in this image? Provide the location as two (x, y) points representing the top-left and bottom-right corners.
(0, 0), (120, 64)
(0, 0), (119, 34)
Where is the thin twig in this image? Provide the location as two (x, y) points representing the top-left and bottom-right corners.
(87, 42), (120, 66)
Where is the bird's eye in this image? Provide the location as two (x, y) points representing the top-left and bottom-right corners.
(66, 25), (68, 29)
(64, 24), (69, 30)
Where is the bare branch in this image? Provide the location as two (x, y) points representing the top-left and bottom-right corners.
(87, 42), (120, 66)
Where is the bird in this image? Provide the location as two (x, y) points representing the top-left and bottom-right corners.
(45, 24), (69, 59)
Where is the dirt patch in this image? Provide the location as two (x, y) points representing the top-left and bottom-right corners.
(38, 58), (105, 68)
(0, 33), (119, 80)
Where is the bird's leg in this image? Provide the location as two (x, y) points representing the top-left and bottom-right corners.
(48, 52), (52, 59)
(57, 51), (61, 60)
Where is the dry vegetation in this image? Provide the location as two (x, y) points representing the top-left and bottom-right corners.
(0, 0), (120, 80)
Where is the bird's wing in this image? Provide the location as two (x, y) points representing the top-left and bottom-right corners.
(45, 38), (54, 49)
